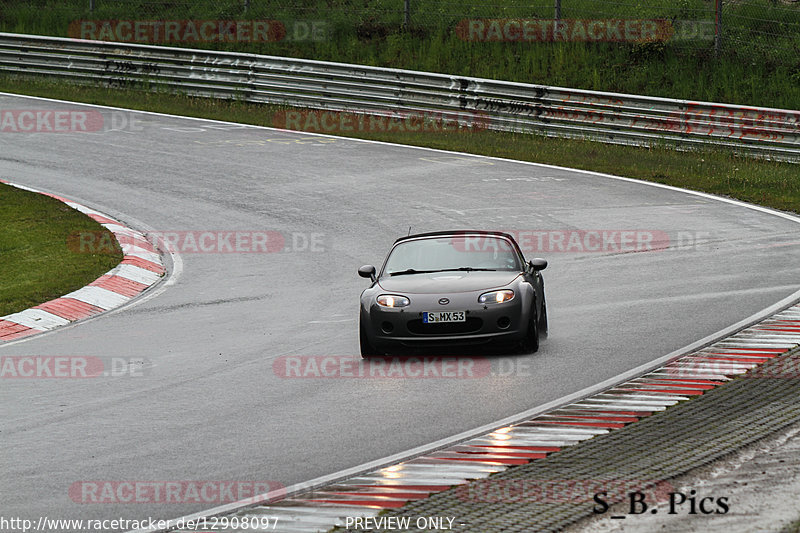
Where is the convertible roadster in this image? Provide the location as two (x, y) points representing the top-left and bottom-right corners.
(358, 230), (548, 357)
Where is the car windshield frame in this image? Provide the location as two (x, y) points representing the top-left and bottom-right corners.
(380, 234), (525, 277)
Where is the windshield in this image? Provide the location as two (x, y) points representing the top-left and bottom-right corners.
(383, 235), (523, 275)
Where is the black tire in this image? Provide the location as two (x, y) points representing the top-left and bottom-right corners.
(520, 310), (540, 354)
(538, 297), (548, 339)
(360, 320), (379, 358)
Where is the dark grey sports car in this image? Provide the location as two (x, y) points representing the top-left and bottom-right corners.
(358, 230), (548, 357)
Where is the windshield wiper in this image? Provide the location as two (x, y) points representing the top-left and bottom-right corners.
(388, 267), (497, 276)
(388, 268), (440, 276)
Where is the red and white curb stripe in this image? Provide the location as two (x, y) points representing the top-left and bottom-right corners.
(154, 303), (800, 533)
(0, 180), (164, 341)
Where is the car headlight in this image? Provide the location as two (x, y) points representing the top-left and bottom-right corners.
(478, 290), (514, 304)
(377, 294), (410, 308)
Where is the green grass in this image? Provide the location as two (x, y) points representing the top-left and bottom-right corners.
(0, 182), (122, 317)
(1, 75), (797, 216)
(1, 0), (799, 108)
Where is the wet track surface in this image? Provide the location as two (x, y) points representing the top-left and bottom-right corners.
(1, 93), (799, 527)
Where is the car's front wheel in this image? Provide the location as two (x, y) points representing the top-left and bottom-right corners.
(520, 309), (540, 353)
(538, 297), (548, 339)
(360, 319), (379, 358)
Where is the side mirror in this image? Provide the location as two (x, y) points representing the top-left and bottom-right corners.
(529, 258), (548, 271)
(358, 265), (377, 282)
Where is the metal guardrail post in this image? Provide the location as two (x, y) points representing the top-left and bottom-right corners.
(715, 0), (723, 56)
(404, 0), (411, 28)
(554, 0), (562, 22)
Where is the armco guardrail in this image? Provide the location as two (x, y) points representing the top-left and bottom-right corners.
(1, 32), (798, 162)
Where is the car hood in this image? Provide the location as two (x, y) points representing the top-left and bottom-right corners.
(377, 271), (521, 294)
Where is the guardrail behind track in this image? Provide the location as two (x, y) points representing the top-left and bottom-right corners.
(1, 32), (798, 162)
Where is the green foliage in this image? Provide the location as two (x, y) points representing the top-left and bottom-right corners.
(0, 0), (798, 107)
(0, 184), (122, 316)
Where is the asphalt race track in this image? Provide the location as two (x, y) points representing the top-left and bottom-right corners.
(2, 93), (799, 528)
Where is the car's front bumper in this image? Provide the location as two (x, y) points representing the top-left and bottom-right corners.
(362, 291), (533, 350)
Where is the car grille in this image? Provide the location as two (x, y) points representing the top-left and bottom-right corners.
(406, 318), (483, 335)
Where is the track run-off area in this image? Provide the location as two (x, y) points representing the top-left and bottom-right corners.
(1, 93), (799, 529)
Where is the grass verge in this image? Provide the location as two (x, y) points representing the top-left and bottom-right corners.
(0, 182), (122, 317)
(1, 0), (799, 108)
(2, 75), (797, 214)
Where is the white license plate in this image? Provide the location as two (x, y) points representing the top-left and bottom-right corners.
(423, 311), (466, 323)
